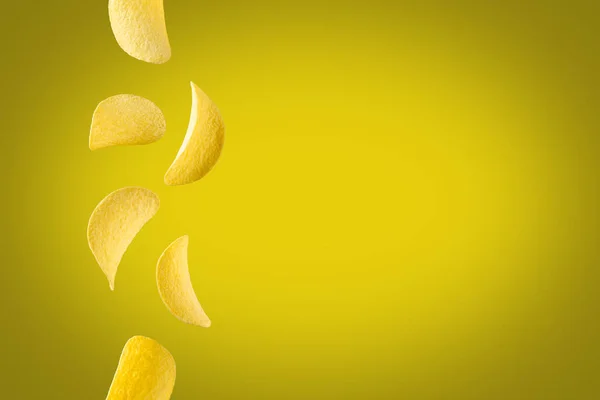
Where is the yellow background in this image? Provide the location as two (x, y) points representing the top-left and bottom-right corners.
(2, 1), (600, 398)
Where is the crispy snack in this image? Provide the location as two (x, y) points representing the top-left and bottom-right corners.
(88, 187), (160, 290)
(106, 336), (176, 400)
(164, 82), (225, 186)
(157, 236), (211, 327)
(108, 0), (171, 64)
(90, 94), (166, 150)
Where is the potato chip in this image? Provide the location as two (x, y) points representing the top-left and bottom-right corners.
(157, 236), (211, 327)
(164, 82), (225, 186)
(108, 0), (171, 64)
(106, 336), (176, 400)
(90, 94), (166, 150)
(88, 187), (160, 290)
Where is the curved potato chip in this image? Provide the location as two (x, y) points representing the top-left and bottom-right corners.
(90, 94), (166, 150)
(88, 187), (160, 290)
(108, 0), (171, 64)
(157, 236), (211, 327)
(164, 82), (225, 186)
(106, 336), (176, 400)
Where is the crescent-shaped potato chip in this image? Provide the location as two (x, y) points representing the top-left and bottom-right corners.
(108, 0), (171, 64)
(164, 82), (225, 186)
(90, 94), (166, 151)
(88, 187), (160, 290)
(106, 336), (176, 400)
(157, 236), (211, 327)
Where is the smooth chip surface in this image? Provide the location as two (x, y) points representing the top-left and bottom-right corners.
(109, 0), (171, 64)
(90, 94), (166, 150)
(88, 187), (160, 290)
(157, 236), (211, 327)
(106, 336), (176, 400)
(164, 82), (225, 186)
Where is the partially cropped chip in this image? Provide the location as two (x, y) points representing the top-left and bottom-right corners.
(90, 94), (166, 150)
(164, 82), (225, 186)
(157, 236), (211, 327)
(88, 187), (160, 290)
(108, 0), (171, 64)
(106, 336), (176, 400)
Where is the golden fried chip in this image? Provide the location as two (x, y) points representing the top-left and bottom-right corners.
(90, 94), (166, 150)
(108, 0), (171, 64)
(106, 336), (176, 400)
(157, 236), (211, 327)
(88, 187), (160, 290)
(164, 82), (225, 186)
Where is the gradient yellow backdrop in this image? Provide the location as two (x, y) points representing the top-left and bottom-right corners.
(1, 1), (599, 398)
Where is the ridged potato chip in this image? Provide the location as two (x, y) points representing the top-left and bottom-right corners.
(164, 82), (225, 186)
(106, 336), (176, 400)
(157, 236), (211, 327)
(108, 0), (171, 64)
(90, 94), (166, 150)
(88, 187), (160, 290)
